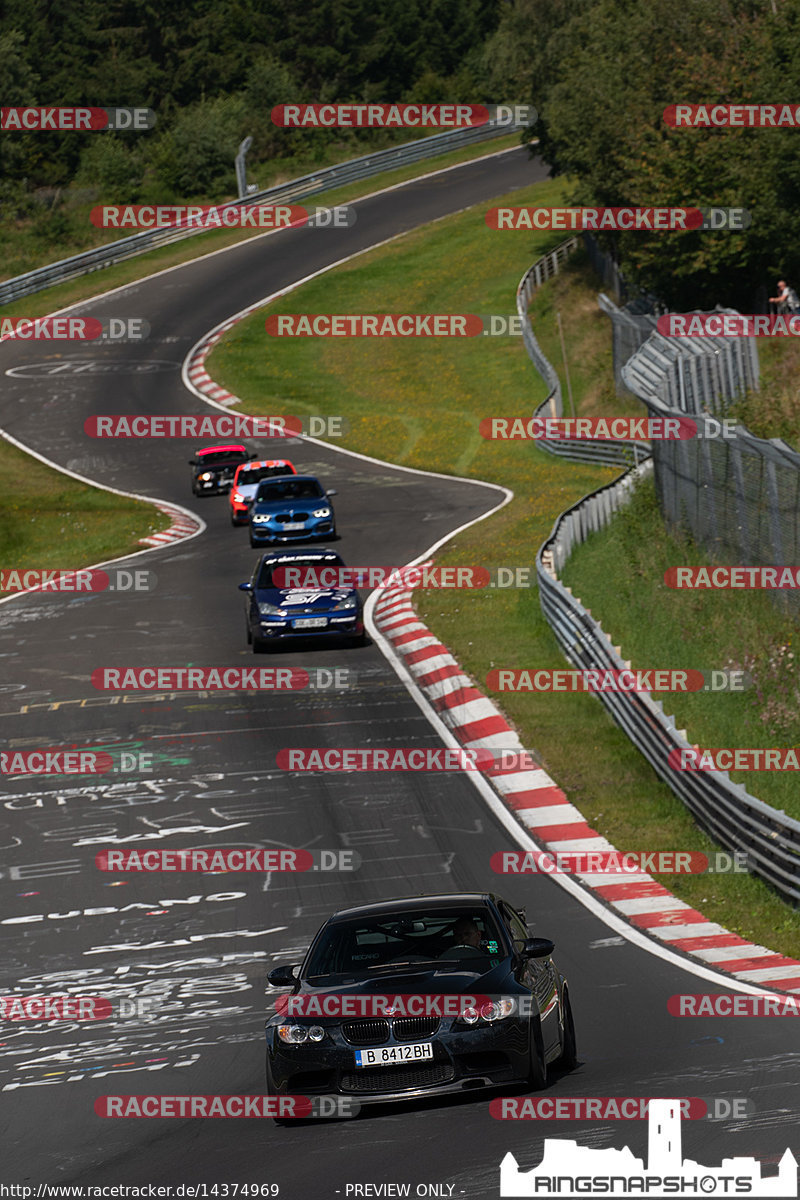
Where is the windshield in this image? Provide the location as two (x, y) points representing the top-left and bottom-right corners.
(256, 554), (344, 589)
(255, 479), (325, 503)
(195, 450), (248, 467)
(237, 464), (294, 485)
(304, 907), (505, 979)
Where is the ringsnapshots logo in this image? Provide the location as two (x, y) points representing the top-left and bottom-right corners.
(0, 106), (156, 131)
(95, 847), (360, 872)
(0, 568), (155, 594)
(499, 1098), (797, 1197)
(270, 103), (537, 128)
(486, 207), (750, 231)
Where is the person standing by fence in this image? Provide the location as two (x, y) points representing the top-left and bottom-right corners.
(768, 279), (800, 314)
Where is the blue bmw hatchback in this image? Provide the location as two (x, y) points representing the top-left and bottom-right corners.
(248, 475), (337, 547)
(239, 548), (365, 652)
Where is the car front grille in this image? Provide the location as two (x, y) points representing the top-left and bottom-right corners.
(342, 1020), (389, 1045)
(393, 1017), (440, 1041)
(275, 512), (309, 523)
(340, 1063), (455, 1093)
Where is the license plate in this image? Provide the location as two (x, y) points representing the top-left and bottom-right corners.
(292, 617), (328, 629)
(283, 522), (306, 530)
(354, 1043), (433, 1068)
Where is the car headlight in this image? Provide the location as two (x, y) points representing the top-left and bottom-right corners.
(277, 1025), (325, 1045)
(199, 472), (213, 482)
(258, 602), (286, 616)
(332, 596), (357, 611)
(312, 507), (331, 518)
(457, 998), (516, 1026)
(232, 492), (244, 503)
(252, 514), (269, 523)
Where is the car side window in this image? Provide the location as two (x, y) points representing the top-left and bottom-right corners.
(500, 903), (528, 952)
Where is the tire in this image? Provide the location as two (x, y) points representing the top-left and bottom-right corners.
(265, 1054), (291, 1127)
(525, 1016), (547, 1090)
(252, 636), (269, 654)
(554, 988), (578, 1071)
(245, 618), (252, 645)
(347, 632), (367, 649)
(249, 535), (257, 548)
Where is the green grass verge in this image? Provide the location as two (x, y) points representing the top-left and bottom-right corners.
(206, 181), (800, 954)
(0, 131), (523, 322)
(562, 473), (800, 818)
(0, 438), (170, 597)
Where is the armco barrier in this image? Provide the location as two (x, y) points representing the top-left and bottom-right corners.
(536, 470), (800, 905)
(516, 237), (649, 468)
(0, 122), (520, 306)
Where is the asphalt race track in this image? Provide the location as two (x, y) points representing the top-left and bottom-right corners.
(0, 147), (798, 1194)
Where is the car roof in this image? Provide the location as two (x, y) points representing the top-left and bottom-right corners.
(327, 893), (497, 923)
(256, 474), (321, 484)
(196, 444), (248, 455)
(237, 459), (294, 470)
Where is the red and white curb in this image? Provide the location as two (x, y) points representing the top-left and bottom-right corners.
(373, 575), (800, 995)
(185, 317), (243, 407)
(139, 501), (203, 546)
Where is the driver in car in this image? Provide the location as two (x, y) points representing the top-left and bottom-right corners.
(439, 918), (484, 957)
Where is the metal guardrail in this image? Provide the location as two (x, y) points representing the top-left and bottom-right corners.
(516, 236), (650, 468)
(536, 466), (800, 905)
(0, 120), (519, 306)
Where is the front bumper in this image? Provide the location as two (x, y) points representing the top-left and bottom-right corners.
(255, 615), (363, 641)
(250, 520), (334, 543)
(266, 1019), (528, 1103)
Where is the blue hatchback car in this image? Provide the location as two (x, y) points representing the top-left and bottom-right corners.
(239, 549), (365, 651)
(248, 475), (337, 547)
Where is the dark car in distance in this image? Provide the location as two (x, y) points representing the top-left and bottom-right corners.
(265, 892), (577, 1112)
(239, 548), (364, 651)
(189, 444), (254, 496)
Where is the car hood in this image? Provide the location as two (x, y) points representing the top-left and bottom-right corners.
(235, 482), (261, 498)
(256, 587), (355, 610)
(251, 497), (327, 514)
(292, 961), (510, 996)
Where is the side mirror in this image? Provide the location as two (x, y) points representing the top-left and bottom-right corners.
(188, 459), (197, 466)
(249, 452), (258, 459)
(267, 964), (299, 987)
(326, 488), (338, 497)
(522, 937), (554, 959)
(238, 582), (253, 592)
